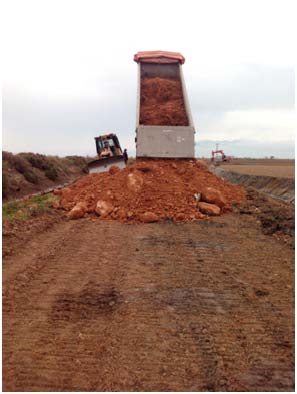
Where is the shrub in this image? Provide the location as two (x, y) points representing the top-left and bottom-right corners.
(28, 194), (55, 217)
(65, 155), (88, 173)
(2, 151), (14, 163)
(24, 171), (38, 184)
(2, 200), (19, 220)
(45, 167), (58, 181)
(2, 160), (9, 170)
(29, 204), (49, 217)
(65, 155), (88, 166)
(21, 152), (51, 171)
(2, 173), (9, 198)
(13, 155), (30, 174)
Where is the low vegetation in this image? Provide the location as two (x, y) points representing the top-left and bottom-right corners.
(23, 170), (39, 184)
(2, 193), (56, 221)
(2, 151), (91, 200)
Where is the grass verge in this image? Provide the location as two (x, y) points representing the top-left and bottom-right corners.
(3, 193), (56, 221)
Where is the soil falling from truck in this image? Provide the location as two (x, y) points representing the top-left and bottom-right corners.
(140, 77), (189, 126)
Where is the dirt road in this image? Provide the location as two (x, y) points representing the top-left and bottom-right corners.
(2, 213), (294, 391)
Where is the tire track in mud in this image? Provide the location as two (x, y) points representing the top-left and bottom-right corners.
(3, 220), (133, 391)
(2, 214), (295, 391)
(190, 219), (294, 391)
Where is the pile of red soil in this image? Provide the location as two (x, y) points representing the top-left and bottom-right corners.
(55, 160), (246, 223)
(140, 77), (189, 126)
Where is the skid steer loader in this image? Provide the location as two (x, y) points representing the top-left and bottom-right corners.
(87, 133), (126, 173)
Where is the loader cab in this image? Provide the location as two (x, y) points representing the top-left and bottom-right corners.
(95, 134), (123, 157)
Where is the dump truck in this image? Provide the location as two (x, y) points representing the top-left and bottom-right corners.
(134, 51), (195, 158)
(87, 133), (126, 173)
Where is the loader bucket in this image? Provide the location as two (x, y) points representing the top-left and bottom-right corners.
(87, 156), (126, 173)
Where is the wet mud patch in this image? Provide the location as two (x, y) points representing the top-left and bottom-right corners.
(51, 283), (122, 322)
(233, 188), (295, 248)
(126, 287), (239, 316)
(138, 231), (234, 253)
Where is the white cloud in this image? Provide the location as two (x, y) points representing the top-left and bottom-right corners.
(227, 110), (294, 139)
(198, 109), (295, 142)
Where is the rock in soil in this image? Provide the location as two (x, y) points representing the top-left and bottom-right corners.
(126, 172), (144, 193)
(95, 200), (114, 217)
(201, 186), (227, 208)
(140, 211), (159, 223)
(67, 202), (87, 220)
(198, 202), (221, 216)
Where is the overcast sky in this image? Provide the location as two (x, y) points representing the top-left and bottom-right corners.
(2, 0), (295, 158)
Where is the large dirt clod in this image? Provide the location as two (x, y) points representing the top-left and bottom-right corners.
(198, 202), (221, 216)
(201, 187), (227, 208)
(126, 172), (143, 193)
(68, 202), (87, 220)
(140, 211), (159, 223)
(95, 200), (114, 217)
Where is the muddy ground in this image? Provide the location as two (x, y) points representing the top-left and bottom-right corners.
(2, 191), (295, 391)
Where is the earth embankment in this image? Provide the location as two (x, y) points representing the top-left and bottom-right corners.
(211, 166), (295, 204)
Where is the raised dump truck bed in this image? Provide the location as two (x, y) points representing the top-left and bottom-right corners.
(134, 51), (195, 158)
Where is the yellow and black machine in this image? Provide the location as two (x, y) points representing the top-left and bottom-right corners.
(87, 133), (126, 173)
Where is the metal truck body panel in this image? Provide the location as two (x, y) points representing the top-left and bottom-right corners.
(136, 126), (195, 158)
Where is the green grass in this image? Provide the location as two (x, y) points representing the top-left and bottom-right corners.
(2, 193), (56, 221)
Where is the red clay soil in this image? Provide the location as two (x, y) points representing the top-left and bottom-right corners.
(140, 77), (189, 126)
(56, 160), (246, 223)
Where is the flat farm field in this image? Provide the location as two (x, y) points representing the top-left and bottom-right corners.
(221, 159), (295, 179)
